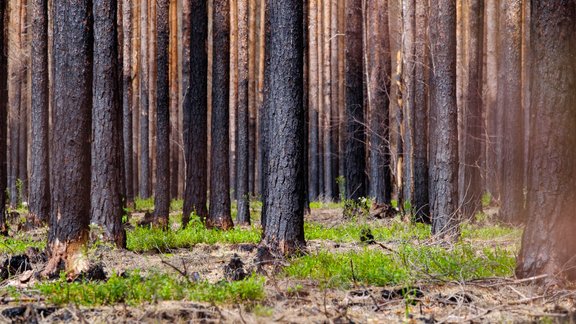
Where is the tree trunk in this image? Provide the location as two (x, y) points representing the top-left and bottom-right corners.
(516, 0), (576, 282)
(429, 0), (459, 239)
(154, 0), (170, 226)
(30, 0), (50, 224)
(344, 0), (366, 200)
(139, 0), (151, 199)
(121, 0), (134, 207)
(308, 0), (320, 202)
(247, 0), (257, 196)
(497, 0), (524, 224)
(17, 1), (28, 205)
(236, 0), (250, 225)
(229, 0), (238, 199)
(182, 0), (209, 226)
(169, 0), (179, 200)
(259, 0), (306, 256)
(321, 0), (333, 200)
(459, 0), (484, 220)
(484, 0), (498, 201)
(0, 0), (8, 234)
(44, 0), (92, 277)
(92, 0), (126, 248)
(207, 0), (233, 230)
(131, 0), (140, 197)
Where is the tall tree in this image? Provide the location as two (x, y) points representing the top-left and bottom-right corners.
(259, 0), (306, 256)
(516, 0), (576, 282)
(344, 0), (366, 200)
(307, 0), (320, 202)
(428, 0), (458, 238)
(0, 0), (8, 234)
(92, 0), (126, 247)
(484, 0), (499, 201)
(122, 0), (134, 207)
(497, 0), (524, 224)
(236, 0), (251, 225)
(154, 0), (170, 226)
(208, 0), (234, 230)
(139, 0), (151, 199)
(30, 0), (50, 224)
(182, 0), (209, 227)
(43, 0), (93, 276)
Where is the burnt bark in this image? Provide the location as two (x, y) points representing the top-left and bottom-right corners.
(429, 0), (459, 239)
(154, 0), (170, 226)
(92, 0), (126, 248)
(45, 0), (93, 276)
(182, 0), (208, 227)
(207, 0), (233, 230)
(121, 0), (134, 207)
(30, 0), (50, 224)
(344, 0), (366, 200)
(0, 0), (8, 234)
(139, 0), (150, 199)
(259, 0), (306, 256)
(516, 0), (576, 282)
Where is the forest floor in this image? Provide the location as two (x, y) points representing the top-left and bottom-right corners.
(0, 200), (574, 323)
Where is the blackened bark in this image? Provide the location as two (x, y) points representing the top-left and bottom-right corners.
(236, 0), (250, 225)
(260, 0), (306, 256)
(122, 0), (134, 207)
(182, 0), (208, 227)
(92, 0), (126, 248)
(30, 0), (50, 224)
(516, 0), (576, 281)
(459, 0), (484, 220)
(429, 0), (459, 239)
(154, 0), (170, 225)
(207, 0), (233, 230)
(344, 0), (366, 200)
(45, 0), (92, 276)
(367, 0), (392, 205)
(139, 0), (150, 199)
(0, 0), (8, 234)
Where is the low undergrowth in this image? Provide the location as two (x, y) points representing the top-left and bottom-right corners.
(0, 235), (45, 254)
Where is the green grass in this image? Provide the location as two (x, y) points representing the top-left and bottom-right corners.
(461, 223), (522, 240)
(309, 201), (343, 209)
(305, 219), (431, 243)
(0, 236), (45, 254)
(34, 272), (265, 306)
(284, 243), (515, 288)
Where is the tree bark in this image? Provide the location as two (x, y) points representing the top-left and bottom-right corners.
(169, 0), (179, 200)
(321, 0), (333, 200)
(484, 0), (498, 201)
(0, 0), (8, 234)
(30, 0), (50, 224)
(208, 0), (233, 230)
(139, 0), (151, 199)
(259, 0), (306, 256)
(429, 0), (459, 239)
(516, 0), (576, 282)
(247, 0), (257, 196)
(308, 0), (320, 201)
(44, 0), (92, 276)
(121, 0), (134, 207)
(182, 0), (209, 226)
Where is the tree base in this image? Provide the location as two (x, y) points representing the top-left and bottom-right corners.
(41, 234), (89, 280)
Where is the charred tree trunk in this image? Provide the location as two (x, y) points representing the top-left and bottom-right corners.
(516, 0), (576, 282)
(429, 0), (459, 239)
(121, 0), (134, 207)
(30, 0), (50, 224)
(154, 0), (170, 226)
(207, 0), (233, 230)
(0, 0), (8, 234)
(182, 0), (209, 226)
(247, 0), (257, 196)
(259, 0), (306, 256)
(92, 0), (126, 248)
(139, 0), (151, 199)
(344, 0), (366, 200)
(44, 0), (93, 276)
(236, 0), (250, 225)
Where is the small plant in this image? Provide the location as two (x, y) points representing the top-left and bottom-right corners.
(342, 197), (370, 220)
(336, 176), (346, 202)
(481, 192), (493, 208)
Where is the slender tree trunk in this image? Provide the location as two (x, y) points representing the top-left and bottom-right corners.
(401, 0), (415, 208)
(229, 0), (238, 199)
(121, 0), (134, 207)
(207, 0), (233, 230)
(308, 0), (320, 201)
(259, 0), (306, 256)
(154, 0), (170, 226)
(236, 0), (250, 225)
(92, 0), (126, 248)
(8, 0), (21, 209)
(169, 0), (179, 200)
(139, 0), (151, 199)
(516, 0), (576, 282)
(344, 0), (366, 200)
(321, 0), (333, 200)
(0, 0), (9, 234)
(44, 0), (92, 277)
(484, 0), (498, 201)
(255, 0), (265, 197)
(247, 0), (257, 196)
(30, 0), (50, 224)
(429, 0), (459, 239)
(18, 0), (28, 205)
(182, 0), (209, 226)
(131, 0), (140, 196)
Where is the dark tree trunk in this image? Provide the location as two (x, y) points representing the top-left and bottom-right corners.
(344, 0), (366, 200)
(236, 0), (250, 225)
(247, 0), (257, 196)
(207, 0), (233, 230)
(182, 0), (208, 227)
(122, 0), (134, 207)
(367, 0), (392, 205)
(0, 0), (8, 234)
(44, 0), (93, 276)
(30, 0), (50, 224)
(497, 0), (524, 224)
(92, 0), (126, 248)
(139, 0), (150, 199)
(154, 0), (170, 226)
(428, 0), (458, 239)
(259, 0), (306, 256)
(459, 0), (484, 220)
(516, 0), (576, 282)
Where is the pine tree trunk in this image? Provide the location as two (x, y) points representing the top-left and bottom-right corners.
(308, 0), (320, 201)
(484, 0), (498, 201)
(0, 0), (9, 234)
(121, 0), (134, 207)
(169, 0), (179, 200)
(139, 0), (151, 199)
(247, 0), (257, 196)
